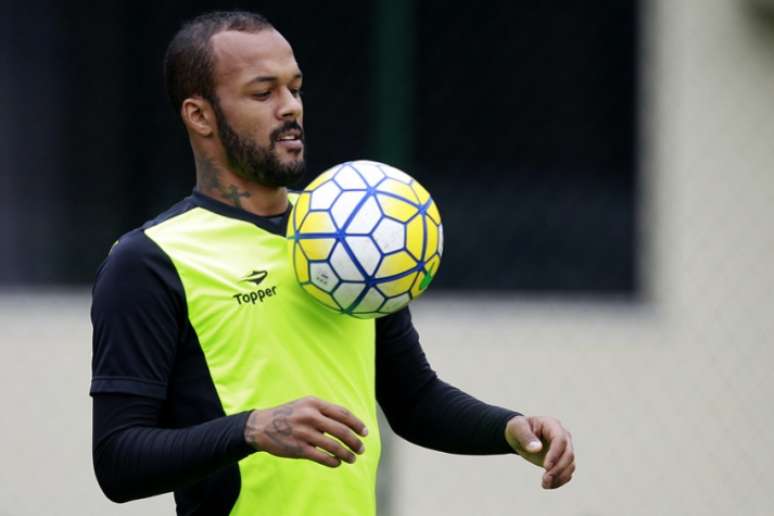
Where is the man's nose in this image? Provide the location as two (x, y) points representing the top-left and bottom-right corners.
(277, 88), (302, 120)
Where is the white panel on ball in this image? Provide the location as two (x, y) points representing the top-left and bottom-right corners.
(333, 166), (368, 190)
(332, 282), (366, 309)
(310, 180), (341, 210)
(353, 287), (385, 314)
(380, 293), (411, 314)
(353, 161), (385, 187)
(372, 218), (405, 254)
(347, 197), (382, 234)
(331, 191), (366, 229)
(309, 262), (339, 292)
(345, 236), (382, 276)
(381, 164), (413, 184)
(330, 244), (363, 281)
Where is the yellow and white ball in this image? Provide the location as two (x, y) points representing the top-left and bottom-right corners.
(287, 160), (443, 318)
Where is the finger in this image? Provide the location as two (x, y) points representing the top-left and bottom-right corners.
(306, 432), (357, 464)
(302, 444), (342, 468)
(509, 416), (543, 453)
(547, 439), (574, 477)
(316, 416), (365, 455)
(543, 433), (568, 472)
(544, 461), (575, 488)
(545, 462), (574, 489)
(319, 402), (368, 437)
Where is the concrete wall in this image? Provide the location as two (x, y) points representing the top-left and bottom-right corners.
(2, 0), (774, 515)
(0, 293), (173, 516)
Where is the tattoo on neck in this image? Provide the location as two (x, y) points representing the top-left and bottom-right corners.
(223, 184), (250, 208)
(196, 156), (221, 193)
(196, 156), (252, 209)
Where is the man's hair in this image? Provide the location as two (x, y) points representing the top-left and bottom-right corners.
(163, 11), (273, 111)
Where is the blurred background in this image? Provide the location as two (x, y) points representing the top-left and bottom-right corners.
(1, 0), (773, 514)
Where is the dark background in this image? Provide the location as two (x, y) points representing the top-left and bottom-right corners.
(0, 1), (638, 294)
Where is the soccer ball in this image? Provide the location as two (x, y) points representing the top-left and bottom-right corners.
(287, 160), (443, 318)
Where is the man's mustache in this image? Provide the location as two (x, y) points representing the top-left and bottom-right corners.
(271, 122), (304, 142)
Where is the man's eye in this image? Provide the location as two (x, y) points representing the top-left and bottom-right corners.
(253, 92), (271, 100)
(291, 88), (303, 98)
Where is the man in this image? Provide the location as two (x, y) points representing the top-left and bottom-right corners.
(91, 10), (575, 516)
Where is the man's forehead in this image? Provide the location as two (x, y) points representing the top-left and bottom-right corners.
(211, 29), (299, 79)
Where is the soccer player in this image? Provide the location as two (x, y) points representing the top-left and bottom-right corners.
(90, 11), (575, 516)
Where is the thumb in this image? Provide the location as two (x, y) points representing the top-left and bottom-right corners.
(507, 416), (543, 453)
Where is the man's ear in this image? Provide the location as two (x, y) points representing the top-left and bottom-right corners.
(181, 97), (216, 137)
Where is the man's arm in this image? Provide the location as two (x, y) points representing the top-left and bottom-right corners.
(93, 393), (370, 502)
(376, 308), (575, 489)
(91, 231), (369, 502)
(92, 394), (253, 502)
(90, 230), (258, 501)
(375, 308), (519, 454)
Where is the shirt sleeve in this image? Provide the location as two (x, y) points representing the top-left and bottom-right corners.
(90, 229), (184, 400)
(375, 307), (521, 455)
(92, 393), (254, 503)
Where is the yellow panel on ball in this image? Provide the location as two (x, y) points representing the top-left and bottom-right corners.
(293, 246), (310, 283)
(376, 251), (416, 279)
(405, 216), (424, 261)
(424, 218), (439, 261)
(299, 238), (336, 261)
(293, 192), (311, 232)
(377, 194), (418, 222)
(302, 283), (340, 310)
(300, 212), (336, 234)
(411, 254), (441, 297)
(377, 272), (417, 297)
(305, 170), (335, 191)
(377, 179), (419, 204)
(426, 201), (442, 225)
(411, 180), (431, 205)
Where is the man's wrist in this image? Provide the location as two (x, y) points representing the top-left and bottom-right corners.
(243, 409), (262, 451)
(504, 413), (525, 453)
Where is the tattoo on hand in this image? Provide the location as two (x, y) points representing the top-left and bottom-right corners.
(265, 406), (302, 454)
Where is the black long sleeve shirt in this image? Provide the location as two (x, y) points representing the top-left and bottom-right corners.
(91, 192), (519, 507)
(93, 308), (518, 502)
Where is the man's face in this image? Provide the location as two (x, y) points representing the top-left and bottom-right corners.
(209, 29), (305, 187)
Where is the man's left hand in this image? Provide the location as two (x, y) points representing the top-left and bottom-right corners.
(504, 415), (575, 489)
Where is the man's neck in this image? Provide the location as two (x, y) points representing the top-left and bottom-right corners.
(194, 155), (288, 216)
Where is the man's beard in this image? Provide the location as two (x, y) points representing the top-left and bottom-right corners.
(212, 101), (306, 188)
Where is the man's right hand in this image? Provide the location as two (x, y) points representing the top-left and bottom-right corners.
(244, 396), (368, 468)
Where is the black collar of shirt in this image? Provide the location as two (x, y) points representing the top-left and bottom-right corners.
(190, 189), (292, 237)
